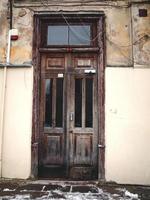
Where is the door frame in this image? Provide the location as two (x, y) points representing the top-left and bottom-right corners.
(31, 12), (105, 180)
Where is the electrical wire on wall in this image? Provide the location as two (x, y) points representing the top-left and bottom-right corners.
(9, 0), (150, 67)
(61, 12), (150, 66)
(0, 12), (149, 67)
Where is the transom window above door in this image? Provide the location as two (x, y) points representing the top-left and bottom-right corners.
(47, 25), (91, 46)
(41, 17), (98, 47)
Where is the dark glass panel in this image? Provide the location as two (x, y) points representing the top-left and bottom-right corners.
(45, 79), (53, 127)
(69, 25), (91, 45)
(47, 26), (68, 45)
(85, 79), (93, 127)
(75, 79), (82, 127)
(56, 78), (64, 127)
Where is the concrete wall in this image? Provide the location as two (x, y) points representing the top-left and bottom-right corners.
(0, 0), (150, 184)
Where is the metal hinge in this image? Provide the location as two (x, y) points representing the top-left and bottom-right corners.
(32, 142), (38, 148)
(98, 144), (105, 148)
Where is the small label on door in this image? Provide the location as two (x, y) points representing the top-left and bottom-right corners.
(58, 73), (63, 78)
(78, 59), (91, 66)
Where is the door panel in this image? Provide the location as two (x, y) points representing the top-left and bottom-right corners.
(39, 53), (98, 179)
(42, 135), (63, 165)
(69, 53), (98, 179)
(39, 54), (66, 177)
(73, 134), (92, 165)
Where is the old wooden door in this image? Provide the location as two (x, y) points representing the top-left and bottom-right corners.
(39, 52), (98, 179)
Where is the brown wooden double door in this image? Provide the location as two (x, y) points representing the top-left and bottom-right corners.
(39, 52), (99, 179)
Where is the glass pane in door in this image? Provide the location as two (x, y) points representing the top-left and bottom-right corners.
(45, 79), (53, 127)
(75, 79), (82, 127)
(56, 78), (64, 127)
(85, 78), (93, 127)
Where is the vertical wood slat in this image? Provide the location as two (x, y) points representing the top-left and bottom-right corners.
(64, 69), (69, 175)
(52, 78), (56, 128)
(31, 15), (41, 177)
(82, 78), (85, 129)
(97, 16), (105, 180)
(93, 60), (98, 166)
(68, 53), (75, 166)
(41, 77), (46, 128)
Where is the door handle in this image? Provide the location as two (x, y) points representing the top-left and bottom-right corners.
(70, 112), (74, 121)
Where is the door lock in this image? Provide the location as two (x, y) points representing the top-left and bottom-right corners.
(70, 112), (74, 121)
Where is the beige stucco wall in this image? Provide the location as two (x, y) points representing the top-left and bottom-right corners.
(105, 68), (150, 185)
(0, 0), (150, 184)
(105, 3), (150, 185)
(1, 68), (33, 179)
(0, 69), (4, 176)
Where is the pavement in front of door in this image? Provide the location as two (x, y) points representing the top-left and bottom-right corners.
(0, 179), (150, 200)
